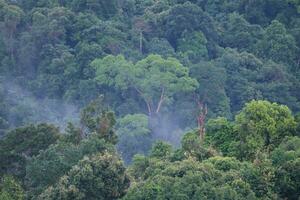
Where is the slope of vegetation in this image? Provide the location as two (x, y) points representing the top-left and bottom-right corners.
(0, 0), (299, 199)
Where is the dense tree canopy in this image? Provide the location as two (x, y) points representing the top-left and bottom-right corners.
(0, 176), (24, 200)
(0, 123), (60, 180)
(0, 0), (300, 199)
(38, 152), (130, 200)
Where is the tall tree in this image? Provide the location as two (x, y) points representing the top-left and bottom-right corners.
(92, 54), (198, 117)
(235, 100), (297, 160)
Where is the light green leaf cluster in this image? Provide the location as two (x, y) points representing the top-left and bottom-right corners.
(116, 114), (149, 137)
(92, 55), (134, 90)
(93, 54), (198, 114)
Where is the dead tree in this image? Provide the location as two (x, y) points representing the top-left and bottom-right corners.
(196, 99), (208, 141)
(133, 17), (151, 53)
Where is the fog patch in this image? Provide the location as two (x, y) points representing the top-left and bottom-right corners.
(2, 80), (79, 131)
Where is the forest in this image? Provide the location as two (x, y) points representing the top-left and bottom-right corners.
(0, 0), (300, 199)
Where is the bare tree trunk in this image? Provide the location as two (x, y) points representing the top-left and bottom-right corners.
(146, 101), (152, 116)
(139, 32), (143, 53)
(134, 86), (152, 116)
(79, 123), (86, 139)
(197, 101), (207, 141)
(155, 88), (165, 114)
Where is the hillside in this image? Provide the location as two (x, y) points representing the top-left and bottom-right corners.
(0, 0), (300, 199)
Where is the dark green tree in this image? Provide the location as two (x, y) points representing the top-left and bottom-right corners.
(271, 137), (300, 199)
(25, 133), (114, 197)
(158, 2), (217, 48)
(205, 117), (237, 156)
(257, 20), (298, 67)
(0, 123), (60, 181)
(38, 152), (130, 200)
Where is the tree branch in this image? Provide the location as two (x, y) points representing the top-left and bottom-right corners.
(155, 87), (165, 114)
(134, 86), (152, 116)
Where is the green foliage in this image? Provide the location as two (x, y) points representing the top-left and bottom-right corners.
(215, 49), (263, 113)
(0, 123), (60, 180)
(0, 81), (9, 136)
(124, 158), (258, 200)
(0, 176), (24, 200)
(204, 100), (298, 161)
(80, 97), (117, 144)
(0, 1), (24, 74)
(206, 117), (236, 156)
(1, 0), (300, 132)
(24, 98), (119, 196)
(198, 0), (240, 15)
(71, 0), (118, 19)
(158, 2), (217, 48)
(295, 113), (300, 135)
(93, 54), (198, 115)
(271, 137), (300, 199)
(150, 141), (173, 159)
(146, 38), (175, 58)
(203, 156), (242, 171)
(181, 131), (218, 161)
(26, 131), (114, 197)
(177, 31), (208, 63)
(38, 152), (130, 200)
(92, 55), (133, 90)
(62, 123), (82, 145)
(220, 13), (263, 51)
(116, 114), (152, 164)
(30, 44), (77, 98)
(235, 100), (297, 160)
(125, 127), (282, 200)
(191, 61), (231, 118)
(240, 0), (299, 26)
(257, 20), (299, 67)
(0, 1), (300, 199)
(243, 153), (277, 199)
(271, 136), (300, 166)
(256, 61), (300, 111)
(274, 158), (300, 199)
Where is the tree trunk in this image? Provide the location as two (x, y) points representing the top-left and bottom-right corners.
(155, 88), (165, 114)
(197, 101), (207, 141)
(139, 32), (143, 53)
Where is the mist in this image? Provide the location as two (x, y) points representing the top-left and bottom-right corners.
(150, 113), (191, 147)
(1, 80), (79, 133)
